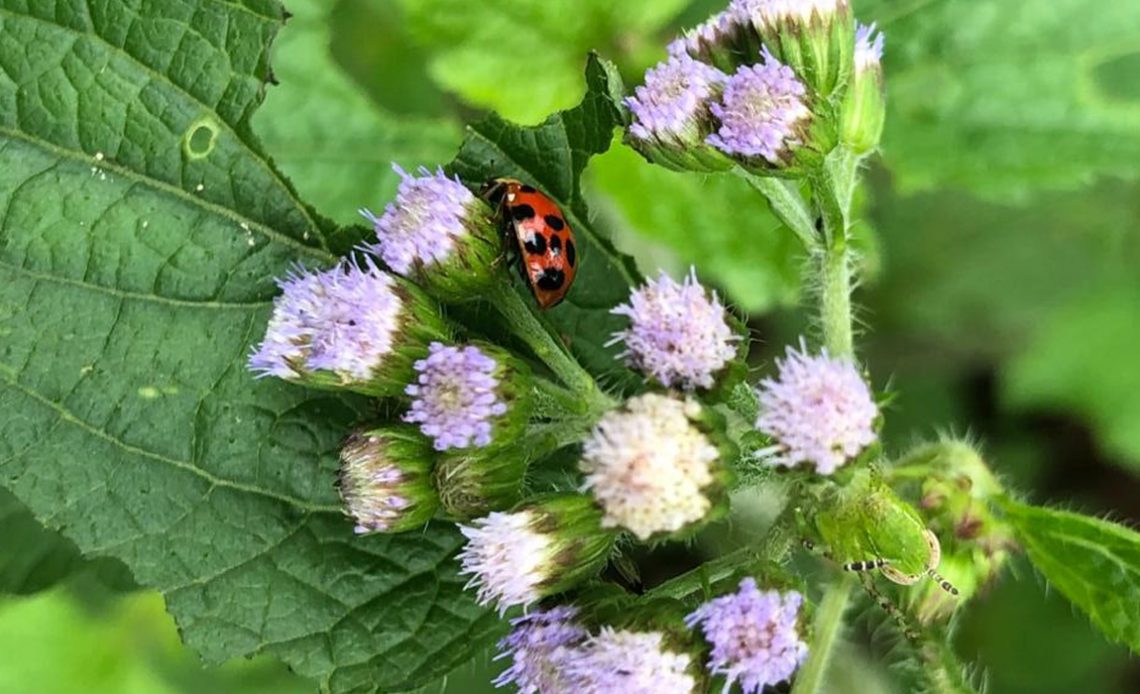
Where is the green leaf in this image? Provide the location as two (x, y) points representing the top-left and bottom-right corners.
(1002, 501), (1140, 653)
(0, 3), (497, 691)
(449, 54), (643, 389)
(397, 0), (689, 123)
(0, 487), (132, 595)
(254, 0), (461, 231)
(863, 0), (1140, 197)
(589, 144), (803, 313)
(1003, 284), (1140, 468)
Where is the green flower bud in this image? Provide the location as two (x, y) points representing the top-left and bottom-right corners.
(736, 0), (856, 99)
(337, 425), (439, 534)
(434, 444), (528, 521)
(840, 24), (886, 154)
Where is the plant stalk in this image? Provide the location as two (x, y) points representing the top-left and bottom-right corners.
(791, 576), (855, 694)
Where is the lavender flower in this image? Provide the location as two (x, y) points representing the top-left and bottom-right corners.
(458, 495), (615, 613)
(754, 342), (878, 474)
(855, 22), (885, 73)
(667, 10), (751, 70)
(626, 54), (727, 148)
(493, 606), (588, 694)
(337, 427), (437, 534)
(562, 628), (697, 694)
(581, 394), (722, 540)
(248, 259), (446, 395)
(732, 0), (854, 97)
(404, 342), (513, 451)
(610, 269), (738, 390)
(685, 578), (809, 693)
(707, 52), (812, 164)
(360, 165), (499, 300)
(733, 0), (846, 28)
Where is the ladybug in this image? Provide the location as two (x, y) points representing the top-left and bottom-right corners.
(481, 177), (577, 309)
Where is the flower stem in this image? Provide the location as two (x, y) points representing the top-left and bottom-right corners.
(488, 282), (613, 413)
(813, 148), (859, 359)
(735, 169), (819, 252)
(791, 576), (854, 694)
(532, 376), (590, 417)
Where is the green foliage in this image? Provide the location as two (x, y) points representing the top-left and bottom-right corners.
(862, 0), (1140, 197)
(255, 0), (461, 230)
(1003, 501), (1140, 654)
(0, 3), (499, 691)
(590, 145), (803, 313)
(448, 54), (642, 389)
(397, 0), (689, 123)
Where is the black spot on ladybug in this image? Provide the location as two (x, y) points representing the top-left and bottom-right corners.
(524, 232), (546, 255)
(544, 214), (565, 231)
(565, 239), (576, 267)
(511, 204), (536, 221)
(520, 184), (537, 193)
(536, 269), (565, 291)
(549, 234), (562, 252)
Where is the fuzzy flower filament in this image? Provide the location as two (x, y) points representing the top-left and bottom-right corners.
(707, 52), (812, 165)
(686, 578), (809, 693)
(581, 394), (724, 540)
(562, 628), (697, 694)
(493, 606), (588, 694)
(755, 342), (878, 474)
(610, 269), (738, 391)
(404, 342), (522, 451)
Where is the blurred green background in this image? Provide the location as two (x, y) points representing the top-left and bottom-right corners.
(2, 0), (1137, 691)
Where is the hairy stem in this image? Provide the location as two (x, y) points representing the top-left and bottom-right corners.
(791, 576), (854, 694)
(818, 240), (853, 358)
(488, 282), (613, 413)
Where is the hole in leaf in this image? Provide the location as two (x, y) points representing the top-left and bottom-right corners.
(183, 117), (220, 159)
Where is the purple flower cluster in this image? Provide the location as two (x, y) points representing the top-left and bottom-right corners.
(626, 54), (727, 145)
(493, 606), (588, 694)
(562, 628), (696, 693)
(755, 341), (878, 474)
(404, 342), (508, 450)
(686, 578), (809, 693)
(248, 259), (402, 382)
(360, 165), (477, 276)
(707, 52), (812, 163)
(610, 269), (737, 390)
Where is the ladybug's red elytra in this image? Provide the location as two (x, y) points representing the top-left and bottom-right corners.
(481, 178), (577, 309)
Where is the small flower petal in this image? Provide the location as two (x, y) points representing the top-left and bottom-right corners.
(855, 22), (885, 73)
(458, 510), (551, 612)
(404, 342), (509, 451)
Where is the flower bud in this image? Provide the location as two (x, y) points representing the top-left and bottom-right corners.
(732, 0), (855, 98)
(624, 54), (737, 173)
(610, 268), (744, 393)
(457, 494), (617, 613)
(667, 10), (760, 74)
(336, 426), (438, 534)
(840, 23), (885, 154)
(754, 340), (879, 475)
(403, 341), (531, 451)
(248, 258), (450, 397)
(360, 165), (501, 303)
(581, 393), (734, 541)
(433, 444), (528, 520)
(685, 577), (810, 693)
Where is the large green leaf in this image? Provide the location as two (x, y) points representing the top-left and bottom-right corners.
(397, 0), (689, 123)
(863, 0), (1140, 197)
(1003, 501), (1140, 654)
(254, 0), (461, 231)
(449, 54), (643, 390)
(0, 2), (497, 691)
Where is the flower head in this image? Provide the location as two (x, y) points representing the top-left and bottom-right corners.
(667, 10), (749, 68)
(581, 394), (723, 540)
(610, 269), (738, 390)
(493, 606), (588, 694)
(562, 628), (697, 694)
(404, 342), (514, 451)
(732, 0), (854, 97)
(685, 578), (809, 693)
(733, 0), (846, 28)
(361, 166), (499, 301)
(754, 342), (878, 474)
(458, 495), (615, 613)
(855, 22), (885, 73)
(626, 54), (727, 147)
(337, 427), (437, 534)
(249, 259), (446, 395)
(707, 52), (812, 164)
